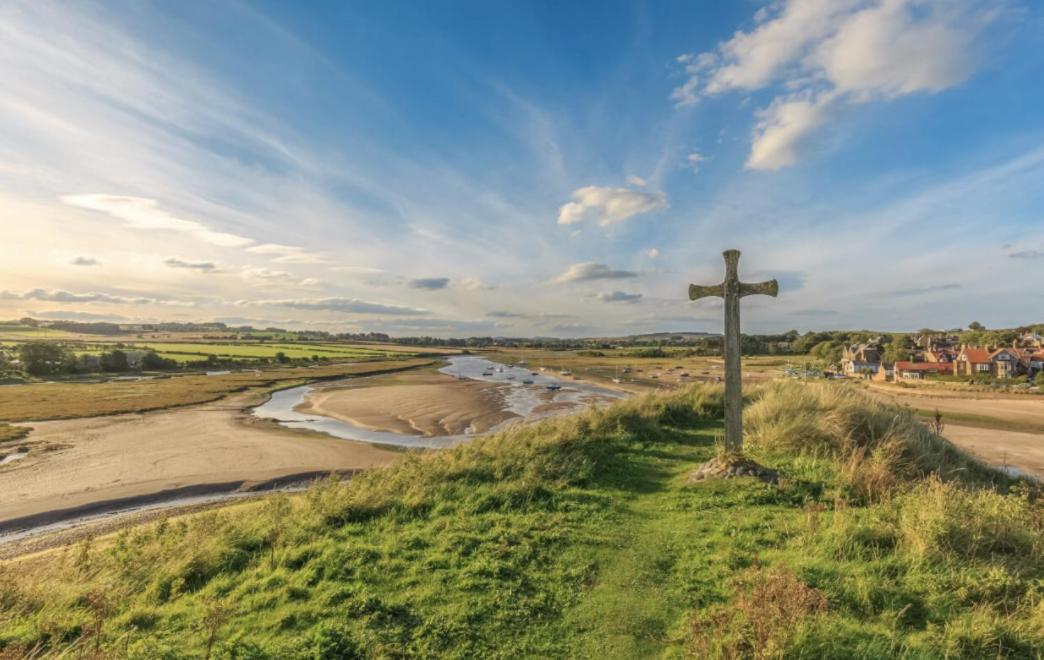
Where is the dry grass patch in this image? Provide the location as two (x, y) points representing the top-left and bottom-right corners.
(687, 568), (829, 659)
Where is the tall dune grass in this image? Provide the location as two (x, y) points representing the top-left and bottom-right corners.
(745, 381), (1005, 501)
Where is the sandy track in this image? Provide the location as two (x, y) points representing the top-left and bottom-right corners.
(942, 424), (1044, 480)
(0, 391), (398, 525)
(866, 384), (1044, 427)
(299, 371), (518, 436)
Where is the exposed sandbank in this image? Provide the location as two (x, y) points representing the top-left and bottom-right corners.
(0, 391), (398, 526)
(297, 370), (519, 436)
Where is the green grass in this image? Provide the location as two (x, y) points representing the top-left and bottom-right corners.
(2, 383), (1041, 658)
(128, 342), (396, 361)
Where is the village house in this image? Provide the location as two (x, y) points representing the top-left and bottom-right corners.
(954, 345), (1029, 379)
(872, 365), (895, 382)
(954, 346), (993, 377)
(893, 361), (954, 380)
(989, 348), (1022, 379)
(841, 342), (881, 377)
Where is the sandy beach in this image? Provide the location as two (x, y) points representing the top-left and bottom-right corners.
(943, 424), (1044, 480)
(867, 383), (1044, 428)
(0, 390), (399, 527)
(297, 370), (520, 436)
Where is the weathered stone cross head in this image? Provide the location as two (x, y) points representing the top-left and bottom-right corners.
(689, 249), (778, 453)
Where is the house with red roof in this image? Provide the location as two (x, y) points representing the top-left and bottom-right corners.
(955, 346), (1026, 378)
(955, 346), (994, 377)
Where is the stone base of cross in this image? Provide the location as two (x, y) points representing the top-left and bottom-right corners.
(689, 249), (778, 454)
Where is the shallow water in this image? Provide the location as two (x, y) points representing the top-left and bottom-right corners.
(251, 355), (623, 448)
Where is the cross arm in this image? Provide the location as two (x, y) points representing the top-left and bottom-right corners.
(689, 282), (725, 301)
(739, 279), (779, 298)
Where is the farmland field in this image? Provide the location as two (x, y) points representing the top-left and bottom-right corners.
(484, 347), (791, 391)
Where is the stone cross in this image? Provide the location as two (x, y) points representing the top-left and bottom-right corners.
(689, 249), (778, 453)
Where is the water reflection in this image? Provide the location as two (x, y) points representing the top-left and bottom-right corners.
(252, 356), (622, 448)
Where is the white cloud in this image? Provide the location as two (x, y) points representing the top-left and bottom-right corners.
(557, 186), (667, 227)
(460, 277), (495, 290)
(329, 265), (385, 274)
(644, 248), (660, 259)
(62, 194), (254, 247)
(5, 288), (196, 305)
(552, 262), (638, 284)
(746, 93), (837, 171)
(240, 266), (293, 281)
(626, 175), (647, 187)
(245, 243), (327, 264)
(684, 152), (706, 172)
(675, 0), (997, 169)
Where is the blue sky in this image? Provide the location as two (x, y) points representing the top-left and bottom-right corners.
(1, 0), (1042, 336)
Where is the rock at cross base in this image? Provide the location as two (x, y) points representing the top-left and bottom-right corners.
(684, 455), (778, 485)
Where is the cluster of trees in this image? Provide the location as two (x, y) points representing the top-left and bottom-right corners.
(13, 342), (177, 376)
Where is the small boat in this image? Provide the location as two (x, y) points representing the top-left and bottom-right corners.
(546, 383), (561, 391)
(496, 367), (504, 372)
(482, 370), (494, 376)
(531, 372), (538, 376)
(522, 378), (534, 384)
(559, 369), (572, 376)
(507, 375), (516, 380)
(612, 378), (622, 384)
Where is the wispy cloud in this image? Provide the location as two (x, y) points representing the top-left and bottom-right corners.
(62, 195), (254, 247)
(245, 297), (430, 316)
(551, 263), (638, 284)
(885, 283), (962, 297)
(245, 243), (327, 264)
(1009, 250), (1044, 260)
(70, 256), (99, 266)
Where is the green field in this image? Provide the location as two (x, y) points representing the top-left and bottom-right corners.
(3, 381), (1039, 658)
(125, 342), (398, 362)
(3, 337), (415, 367)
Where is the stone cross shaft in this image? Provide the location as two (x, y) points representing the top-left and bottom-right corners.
(689, 250), (778, 453)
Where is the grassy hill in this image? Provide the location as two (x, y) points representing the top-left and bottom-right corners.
(1, 383), (1042, 658)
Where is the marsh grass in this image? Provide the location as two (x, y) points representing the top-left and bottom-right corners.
(0, 358), (434, 422)
(1, 381), (1041, 658)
